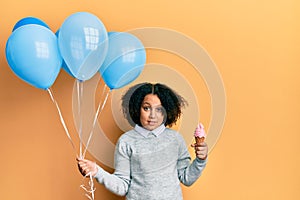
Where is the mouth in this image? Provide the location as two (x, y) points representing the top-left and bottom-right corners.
(147, 121), (157, 126)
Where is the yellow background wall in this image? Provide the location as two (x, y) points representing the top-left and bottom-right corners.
(0, 0), (299, 199)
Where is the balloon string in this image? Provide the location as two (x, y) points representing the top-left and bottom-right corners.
(80, 173), (96, 200)
(83, 84), (110, 158)
(47, 88), (77, 157)
(48, 87), (94, 199)
(77, 80), (84, 158)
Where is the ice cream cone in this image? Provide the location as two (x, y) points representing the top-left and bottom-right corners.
(194, 123), (206, 145)
(195, 136), (205, 145)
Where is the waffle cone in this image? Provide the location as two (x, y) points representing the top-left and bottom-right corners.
(195, 136), (205, 145)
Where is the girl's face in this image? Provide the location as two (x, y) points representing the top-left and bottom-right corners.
(140, 94), (164, 131)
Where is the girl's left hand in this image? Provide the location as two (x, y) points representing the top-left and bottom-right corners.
(191, 142), (208, 160)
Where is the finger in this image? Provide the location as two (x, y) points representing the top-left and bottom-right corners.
(77, 159), (86, 164)
(79, 163), (91, 171)
(196, 148), (207, 154)
(78, 162), (86, 168)
(192, 143), (204, 147)
(195, 150), (201, 155)
(194, 146), (202, 151)
(198, 142), (207, 147)
(84, 165), (94, 171)
(196, 151), (206, 158)
(196, 147), (207, 152)
(197, 147), (207, 152)
(196, 144), (208, 149)
(79, 159), (92, 166)
(84, 168), (89, 173)
(77, 157), (87, 162)
(196, 150), (205, 155)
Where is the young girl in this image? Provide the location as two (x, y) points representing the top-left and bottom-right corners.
(77, 83), (208, 200)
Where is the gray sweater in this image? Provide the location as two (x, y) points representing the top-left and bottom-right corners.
(94, 125), (207, 200)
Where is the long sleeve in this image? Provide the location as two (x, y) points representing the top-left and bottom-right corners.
(94, 128), (206, 199)
(94, 139), (131, 196)
(176, 134), (207, 186)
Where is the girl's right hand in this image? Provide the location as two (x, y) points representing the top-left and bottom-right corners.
(77, 157), (98, 177)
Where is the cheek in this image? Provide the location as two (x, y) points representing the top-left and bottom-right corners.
(157, 114), (164, 123)
(139, 109), (148, 121)
(139, 112), (148, 127)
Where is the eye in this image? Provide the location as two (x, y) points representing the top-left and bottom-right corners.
(155, 107), (163, 113)
(143, 106), (151, 111)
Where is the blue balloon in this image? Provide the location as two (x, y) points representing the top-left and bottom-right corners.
(58, 12), (108, 81)
(55, 29), (75, 78)
(99, 32), (146, 89)
(61, 59), (75, 78)
(6, 24), (62, 89)
(12, 17), (50, 32)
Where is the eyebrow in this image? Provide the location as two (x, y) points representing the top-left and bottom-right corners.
(142, 102), (162, 107)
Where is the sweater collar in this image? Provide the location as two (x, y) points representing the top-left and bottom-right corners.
(134, 124), (166, 138)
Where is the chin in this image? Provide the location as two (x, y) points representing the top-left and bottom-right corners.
(145, 125), (158, 131)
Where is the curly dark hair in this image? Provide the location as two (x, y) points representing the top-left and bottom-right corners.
(121, 82), (187, 127)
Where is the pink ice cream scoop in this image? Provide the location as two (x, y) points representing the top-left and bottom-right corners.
(194, 123), (206, 144)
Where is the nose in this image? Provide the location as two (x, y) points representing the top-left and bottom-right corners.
(149, 108), (156, 118)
